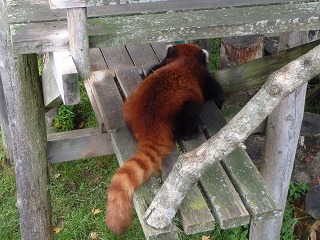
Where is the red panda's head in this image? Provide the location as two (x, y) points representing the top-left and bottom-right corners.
(164, 43), (209, 65)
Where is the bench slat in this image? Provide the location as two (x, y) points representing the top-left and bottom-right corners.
(200, 101), (282, 220)
(126, 44), (160, 74)
(181, 136), (250, 229)
(100, 46), (134, 76)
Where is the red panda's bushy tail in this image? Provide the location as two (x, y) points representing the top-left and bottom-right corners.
(105, 140), (174, 234)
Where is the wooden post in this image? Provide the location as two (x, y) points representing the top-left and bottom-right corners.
(249, 31), (311, 240)
(67, 7), (90, 80)
(0, 1), (53, 239)
(0, 74), (13, 163)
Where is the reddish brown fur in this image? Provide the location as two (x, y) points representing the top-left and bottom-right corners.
(106, 44), (208, 234)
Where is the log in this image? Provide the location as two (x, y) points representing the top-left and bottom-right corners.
(144, 41), (320, 229)
(249, 31), (311, 240)
(219, 35), (264, 69)
(0, 2), (53, 239)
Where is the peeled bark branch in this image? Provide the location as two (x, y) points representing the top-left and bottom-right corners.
(144, 43), (320, 229)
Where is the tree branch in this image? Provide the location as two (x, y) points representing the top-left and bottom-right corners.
(144, 43), (320, 229)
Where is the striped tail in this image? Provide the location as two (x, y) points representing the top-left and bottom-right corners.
(105, 140), (174, 234)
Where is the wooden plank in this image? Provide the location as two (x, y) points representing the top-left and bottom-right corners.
(181, 136), (250, 229)
(10, 2), (320, 54)
(49, 51), (80, 105)
(116, 67), (215, 235)
(201, 101), (282, 221)
(8, 0), (314, 24)
(100, 46), (134, 76)
(67, 7), (90, 80)
(49, 0), (87, 9)
(41, 56), (62, 111)
(126, 44), (159, 74)
(151, 42), (171, 61)
(89, 48), (108, 71)
(88, 70), (178, 239)
(47, 127), (114, 163)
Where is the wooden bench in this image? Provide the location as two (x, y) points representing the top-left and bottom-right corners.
(2, 0), (319, 239)
(81, 43), (281, 239)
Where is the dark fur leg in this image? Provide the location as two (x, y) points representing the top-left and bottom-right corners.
(204, 74), (224, 109)
(173, 101), (205, 141)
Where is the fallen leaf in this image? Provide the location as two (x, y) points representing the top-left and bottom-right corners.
(53, 227), (62, 233)
(202, 236), (212, 240)
(90, 232), (99, 240)
(91, 208), (103, 215)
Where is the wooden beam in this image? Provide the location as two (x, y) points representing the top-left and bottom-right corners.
(0, 1), (53, 238)
(47, 127), (114, 163)
(10, 2), (320, 54)
(50, 51), (80, 105)
(8, 0), (314, 24)
(41, 55), (62, 111)
(49, 0), (87, 9)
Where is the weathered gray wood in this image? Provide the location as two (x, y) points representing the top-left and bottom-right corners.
(41, 55), (62, 111)
(201, 102), (281, 221)
(0, 74), (13, 163)
(150, 42), (171, 61)
(249, 31), (311, 240)
(144, 41), (320, 229)
(181, 136), (249, 229)
(49, 0), (87, 9)
(8, 0), (314, 24)
(126, 44), (159, 74)
(67, 7), (90, 80)
(116, 67), (215, 235)
(0, 2), (53, 238)
(88, 70), (178, 239)
(89, 48), (108, 71)
(50, 51), (80, 105)
(100, 46), (134, 76)
(10, 2), (320, 54)
(214, 39), (320, 94)
(47, 127), (114, 163)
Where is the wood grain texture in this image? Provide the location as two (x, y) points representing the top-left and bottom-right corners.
(47, 127), (114, 163)
(50, 51), (80, 105)
(201, 102), (281, 221)
(41, 56), (62, 110)
(182, 135), (249, 229)
(10, 2), (320, 53)
(67, 7), (90, 80)
(1, 2), (53, 238)
(49, 0), (87, 9)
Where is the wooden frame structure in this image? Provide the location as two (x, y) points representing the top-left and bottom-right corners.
(1, 0), (320, 239)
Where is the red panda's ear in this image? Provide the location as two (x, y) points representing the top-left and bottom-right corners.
(165, 44), (175, 58)
(197, 49), (209, 64)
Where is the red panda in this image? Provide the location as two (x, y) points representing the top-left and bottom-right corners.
(106, 43), (224, 234)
